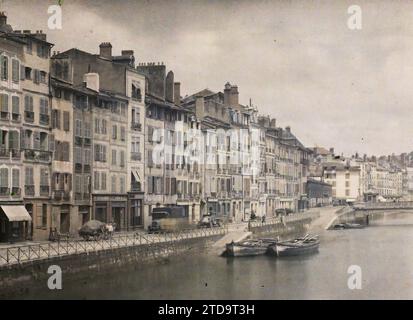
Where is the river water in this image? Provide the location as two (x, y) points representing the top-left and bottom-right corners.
(17, 212), (413, 300)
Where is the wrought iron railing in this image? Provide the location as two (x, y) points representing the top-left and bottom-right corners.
(0, 226), (228, 266)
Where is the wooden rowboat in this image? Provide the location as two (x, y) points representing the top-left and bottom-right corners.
(268, 234), (320, 257)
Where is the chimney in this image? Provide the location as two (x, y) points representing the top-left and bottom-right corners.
(165, 71), (174, 102)
(224, 82), (231, 106)
(195, 95), (205, 120)
(329, 147), (334, 155)
(83, 73), (100, 92)
(99, 42), (112, 60)
(229, 85), (239, 107)
(121, 50), (134, 57)
(270, 118), (276, 128)
(285, 126), (291, 133)
(174, 82), (181, 106)
(0, 12), (7, 26)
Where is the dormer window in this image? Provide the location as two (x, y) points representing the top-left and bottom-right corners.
(132, 82), (142, 102)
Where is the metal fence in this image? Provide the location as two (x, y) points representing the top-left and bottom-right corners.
(249, 211), (320, 229)
(0, 227), (227, 266)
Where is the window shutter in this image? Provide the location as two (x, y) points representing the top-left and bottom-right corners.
(94, 144), (99, 161)
(20, 129), (26, 149)
(63, 111), (70, 131)
(147, 177), (153, 194)
(67, 174), (72, 191)
(12, 96), (19, 114)
(49, 134), (55, 152)
(33, 131), (40, 150)
(20, 64), (25, 80)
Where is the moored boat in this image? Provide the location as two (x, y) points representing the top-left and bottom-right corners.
(225, 239), (273, 257)
(333, 223), (365, 230)
(268, 234), (320, 257)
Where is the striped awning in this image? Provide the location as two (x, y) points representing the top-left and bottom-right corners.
(1, 205), (32, 222)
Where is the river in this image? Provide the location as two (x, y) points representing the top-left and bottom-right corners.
(16, 212), (413, 300)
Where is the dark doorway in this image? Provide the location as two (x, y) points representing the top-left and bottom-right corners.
(60, 205), (70, 233)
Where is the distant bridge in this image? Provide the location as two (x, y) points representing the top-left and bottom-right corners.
(353, 201), (413, 211)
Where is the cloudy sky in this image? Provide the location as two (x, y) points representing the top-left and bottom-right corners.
(3, 0), (413, 156)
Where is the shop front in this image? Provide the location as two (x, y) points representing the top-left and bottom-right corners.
(92, 194), (128, 231)
(0, 205), (32, 243)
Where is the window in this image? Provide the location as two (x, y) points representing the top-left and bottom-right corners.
(39, 98), (49, 125)
(112, 149), (117, 166)
(101, 119), (107, 134)
(111, 175), (116, 193)
(52, 109), (61, 129)
(94, 171), (100, 190)
(0, 168), (8, 191)
(33, 69), (40, 84)
(24, 95), (34, 122)
(120, 176), (125, 194)
(12, 169), (19, 192)
(345, 173), (350, 179)
(345, 181), (350, 188)
(75, 175), (82, 194)
(63, 111), (70, 131)
(0, 93), (8, 119)
(40, 71), (47, 84)
(11, 96), (19, 121)
(94, 118), (100, 134)
(75, 147), (82, 164)
(94, 144), (107, 162)
(63, 90), (71, 101)
(8, 131), (19, 150)
(25, 167), (34, 186)
(41, 204), (47, 227)
(1, 56), (8, 80)
(75, 119), (82, 137)
(120, 126), (126, 141)
(40, 168), (49, 186)
(25, 67), (32, 80)
(101, 172), (106, 190)
(37, 44), (49, 59)
(132, 83), (142, 101)
(84, 122), (91, 138)
(84, 149), (91, 164)
(120, 151), (125, 167)
(12, 59), (19, 83)
(112, 125), (117, 140)
(345, 189), (350, 196)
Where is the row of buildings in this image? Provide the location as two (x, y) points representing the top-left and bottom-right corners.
(309, 147), (408, 205)
(0, 14), (312, 242)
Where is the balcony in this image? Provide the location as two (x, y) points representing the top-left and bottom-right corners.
(54, 190), (71, 201)
(131, 152), (141, 161)
(39, 114), (50, 125)
(24, 111), (34, 123)
(25, 185), (35, 196)
(40, 185), (50, 196)
(11, 187), (21, 197)
(11, 113), (21, 122)
(24, 150), (52, 162)
(131, 122), (142, 131)
(0, 111), (9, 121)
(84, 138), (91, 146)
(0, 187), (9, 196)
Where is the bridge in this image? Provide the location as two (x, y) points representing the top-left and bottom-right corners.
(353, 201), (413, 211)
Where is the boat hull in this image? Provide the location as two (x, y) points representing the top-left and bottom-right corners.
(225, 244), (268, 257)
(268, 241), (320, 257)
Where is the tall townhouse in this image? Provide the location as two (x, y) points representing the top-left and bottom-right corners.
(0, 19), (29, 242)
(137, 63), (201, 228)
(225, 83), (256, 221)
(51, 43), (146, 230)
(1, 19), (54, 241)
(182, 88), (234, 220)
(49, 76), (94, 234)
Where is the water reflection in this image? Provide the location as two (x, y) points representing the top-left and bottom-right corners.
(13, 212), (413, 299)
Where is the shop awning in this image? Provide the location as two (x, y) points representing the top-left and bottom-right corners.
(1, 205), (32, 222)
